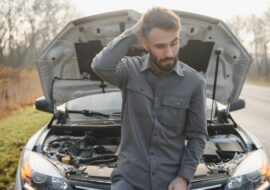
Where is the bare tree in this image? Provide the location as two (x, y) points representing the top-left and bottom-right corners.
(246, 15), (269, 76)
(0, 0), (80, 68)
(262, 7), (270, 79)
(226, 15), (247, 44)
(227, 8), (270, 81)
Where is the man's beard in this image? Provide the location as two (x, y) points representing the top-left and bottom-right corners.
(149, 51), (177, 72)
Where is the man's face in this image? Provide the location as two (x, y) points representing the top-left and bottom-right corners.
(143, 28), (180, 71)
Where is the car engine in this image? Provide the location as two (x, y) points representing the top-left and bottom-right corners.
(41, 122), (250, 185)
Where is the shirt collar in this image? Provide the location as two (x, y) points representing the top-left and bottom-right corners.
(140, 54), (152, 72)
(140, 53), (184, 77)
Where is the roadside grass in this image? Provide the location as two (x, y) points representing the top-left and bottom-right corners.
(0, 107), (51, 190)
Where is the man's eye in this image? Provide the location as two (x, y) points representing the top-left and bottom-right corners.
(171, 41), (178, 46)
(155, 45), (165, 49)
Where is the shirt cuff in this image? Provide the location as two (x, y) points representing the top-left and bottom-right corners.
(177, 168), (193, 184)
(119, 29), (138, 42)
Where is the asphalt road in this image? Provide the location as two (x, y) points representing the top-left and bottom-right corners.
(231, 84), (270, 160)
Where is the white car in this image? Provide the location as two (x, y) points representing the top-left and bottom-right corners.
(16, 10), (270, 190)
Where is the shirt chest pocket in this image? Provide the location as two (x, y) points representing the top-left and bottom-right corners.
(126, 80), (153, 115)
(159, 95), (190, 130)
(126, 80), (153, 100)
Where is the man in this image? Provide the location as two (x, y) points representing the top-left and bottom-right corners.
(92, 7), (207, 190)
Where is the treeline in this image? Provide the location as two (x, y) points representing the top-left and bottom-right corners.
(0, 0), (80, 68)
(226, 7), (270, 81)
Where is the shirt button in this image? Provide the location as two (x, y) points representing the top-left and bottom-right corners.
(150, 152), (154, 155)
(152, 171), (156, 176)
(154, 133), (157, 136)
(177, 102), (181, 106)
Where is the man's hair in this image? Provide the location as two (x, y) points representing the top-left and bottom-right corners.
(142, 7), (181, 37)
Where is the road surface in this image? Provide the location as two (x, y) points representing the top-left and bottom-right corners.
(231, 84), (270, 159)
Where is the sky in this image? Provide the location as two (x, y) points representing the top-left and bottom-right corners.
(71, 0), (270, 21)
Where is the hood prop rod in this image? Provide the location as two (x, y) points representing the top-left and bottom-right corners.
(210, 50), (221, 126)
(51, 77), (67, 124)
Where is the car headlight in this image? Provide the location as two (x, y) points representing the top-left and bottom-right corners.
(225, 149), (270, 190)
(20, 150), (72, 190)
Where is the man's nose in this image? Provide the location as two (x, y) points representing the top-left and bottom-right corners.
(165, 47), (173, 57)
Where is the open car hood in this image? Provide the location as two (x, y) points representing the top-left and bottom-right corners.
(37, 9), (252, 106)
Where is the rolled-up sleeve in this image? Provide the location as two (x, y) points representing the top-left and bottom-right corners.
(177, 76), (208, 183)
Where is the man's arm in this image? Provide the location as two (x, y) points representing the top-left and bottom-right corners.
(91, 18), (143, 88)
(177, 77), (208, 183)
(168, 77), (207, 190)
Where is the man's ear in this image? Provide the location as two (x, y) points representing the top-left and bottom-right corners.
(142, 37), (149, 51)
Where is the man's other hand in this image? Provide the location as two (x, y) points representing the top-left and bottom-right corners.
(168, 176), (188, 190)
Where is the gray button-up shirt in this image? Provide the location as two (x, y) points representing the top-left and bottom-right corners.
(92, 29), (207, 190)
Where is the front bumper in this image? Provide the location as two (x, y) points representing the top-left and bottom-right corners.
(256, 180), (270, 190)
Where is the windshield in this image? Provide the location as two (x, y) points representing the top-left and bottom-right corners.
(65, 91), (122, 120)
(64, 91), (217, 121)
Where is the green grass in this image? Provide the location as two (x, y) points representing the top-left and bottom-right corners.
(0, 107), (51, 190)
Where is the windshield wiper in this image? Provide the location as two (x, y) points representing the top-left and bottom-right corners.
(67, 109), (121, 118)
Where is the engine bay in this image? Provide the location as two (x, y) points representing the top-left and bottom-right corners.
(41, 121), (252, 183)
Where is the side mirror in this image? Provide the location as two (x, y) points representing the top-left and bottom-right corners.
(35, 97), (53, 113)
(229, 99), (245, 112)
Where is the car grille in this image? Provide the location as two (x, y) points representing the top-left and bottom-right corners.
(73, 184), (224, 190)
(70, 177), (226, 190)
(74, 186), (104, 190)
(191, 184), (223, 190)
(69, 179), (110, 190)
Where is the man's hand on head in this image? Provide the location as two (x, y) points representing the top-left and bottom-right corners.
(168, 176), (188, 190)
